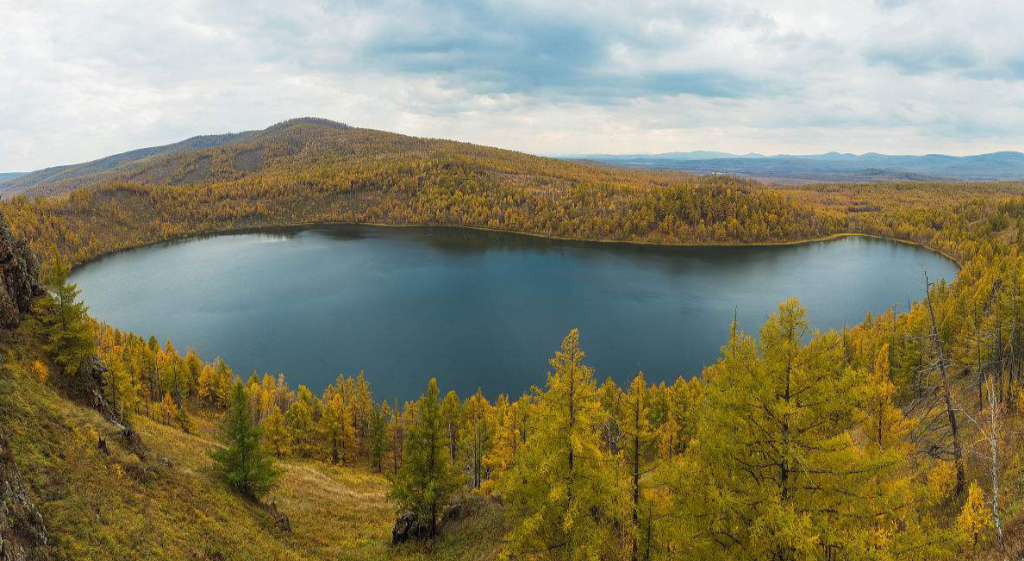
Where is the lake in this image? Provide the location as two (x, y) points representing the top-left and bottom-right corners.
(70, 225), (958, 403)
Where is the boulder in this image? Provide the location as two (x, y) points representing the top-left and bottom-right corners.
(0, 211), (41, 329)
(391, 513), (431, 544)
(267, 502), (291, 533)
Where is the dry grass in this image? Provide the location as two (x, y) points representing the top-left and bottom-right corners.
(0, 328), (502, 560)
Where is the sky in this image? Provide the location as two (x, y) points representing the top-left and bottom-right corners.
(2, 0), (1024, 171)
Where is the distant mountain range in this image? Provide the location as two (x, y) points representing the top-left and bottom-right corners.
(572, 150), (1024, 182)
(7, 123), (1024, 197)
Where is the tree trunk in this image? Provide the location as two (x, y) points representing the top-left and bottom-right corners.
(925, 273), (966, 497)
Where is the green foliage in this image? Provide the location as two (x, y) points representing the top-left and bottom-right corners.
(31, 248), (94, 374)
(368, 400), (391, 473)
(501, 329), (624, 561)
(680, 300), (937, 561)
(388, 378), (462, 538)
(210, 382), (280, 500)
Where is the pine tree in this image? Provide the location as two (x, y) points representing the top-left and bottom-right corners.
(323, 390), (358, 465)
(184, 349), (203, 395)
(160, 391), (177, 425)
(957, 483), (993, 553)
(106, 353), (138, 421)
(502, 329), (623, 560)
(687, 300), (895, 560)
(440, 390), (461, 469)
(175, 400), (193, 433)
(263, 404), (291, 458)
(32, 248), (95, 374)
(351, 372), (374, 453)
(865, 343), (913, 450)
(368, 400), (391, 473)
(623, 372), (655, 561)
(388, 378), (460, 538)
(483, 395), (518, 493)
(210, 382), (280, 500)
(198, 364), (217, 405)
(285, 393), (317, 458)
(388, 400), (407, 475)
(459, 389), (492, 489)
(598, 377), (624, 454)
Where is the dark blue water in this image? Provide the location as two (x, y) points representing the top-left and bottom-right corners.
(70, 225), (957, 403)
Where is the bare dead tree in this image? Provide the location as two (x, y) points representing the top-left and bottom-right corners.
(918, 272), (966, 497)
(954, 376), (1005, 550)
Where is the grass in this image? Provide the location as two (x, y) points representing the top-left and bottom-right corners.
(0, 327), (503, 561)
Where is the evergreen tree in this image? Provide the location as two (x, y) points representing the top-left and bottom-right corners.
(175, 400), (193, 433)
(502, 329), (623, 560)
(160, 391), (177, 425)
(32, 248), (95, 374)
(957, 483), (993, 554)
(368, 400), (391, 473)
(623, 372), (655, 561)
(685, 300), (900, 560)
(263, 404), (291, 458)
(459, 389), (492, 489)
(285, 394), (317, 458)
(323, 391), (357, 464)
(210, 382), (280, 500)
(440, 390), (461, 469)
(388, 378), (460, 538)
(483, 395), (518, 493)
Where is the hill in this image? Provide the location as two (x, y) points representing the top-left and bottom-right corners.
(2, 121), (1024, 560)
(0, 326), (502, 561)
(1, 118), (352, 197)
(0, 119), (842, 266)
(578, 150), (1024, 182)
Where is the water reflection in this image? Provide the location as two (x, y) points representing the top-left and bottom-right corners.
(70, 225), (958, 403)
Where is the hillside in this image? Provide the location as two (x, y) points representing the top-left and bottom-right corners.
(1, 119), (355, 198)
(2, 122), (1024, 561)
(0, 119), (843, 267)
(0, 337), (501, 561)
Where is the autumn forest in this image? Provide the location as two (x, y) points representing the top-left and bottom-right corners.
(2, 119), (1024, 561)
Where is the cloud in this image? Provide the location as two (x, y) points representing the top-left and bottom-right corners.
(1, 0), (1023, 170)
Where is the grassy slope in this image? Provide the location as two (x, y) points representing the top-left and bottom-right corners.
(0, 326), (502, 561)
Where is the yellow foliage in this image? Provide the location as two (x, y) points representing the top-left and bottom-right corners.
(31, 360), (49, 383)
(927, 461), (958, 506)
(956, 483), (992, 551)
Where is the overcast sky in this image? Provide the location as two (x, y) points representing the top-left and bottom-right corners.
(2, 0), (1024, 171)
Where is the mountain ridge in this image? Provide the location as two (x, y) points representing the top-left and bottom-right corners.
(1, 118), (353, 197)
(573, 150), (1024, 182)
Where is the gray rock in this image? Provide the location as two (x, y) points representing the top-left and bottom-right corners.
(0, 210), (40, 329)
(0, 429), (49, 561)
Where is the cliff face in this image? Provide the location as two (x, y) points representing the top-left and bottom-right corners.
(0, 430), (49, 561)
(0, 213), (40, 328)
(0, 211), (48, 561)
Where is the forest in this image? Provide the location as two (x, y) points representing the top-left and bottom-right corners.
(2, 119), (1024, 560)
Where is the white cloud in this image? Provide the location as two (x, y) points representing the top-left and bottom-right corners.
(1, 0), (1022, 170)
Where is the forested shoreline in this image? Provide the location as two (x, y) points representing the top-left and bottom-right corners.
(3, 122), (1024, 559)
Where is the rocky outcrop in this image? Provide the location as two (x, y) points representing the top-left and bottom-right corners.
(0, 211), (47, 561)
(0, 429), (49, 561)
(392, 495), (492, 544)
(61, 355), (145, 459)
(0, 212), (41, 329)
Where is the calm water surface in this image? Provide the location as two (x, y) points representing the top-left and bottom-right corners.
(70, 225), (958, 402)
